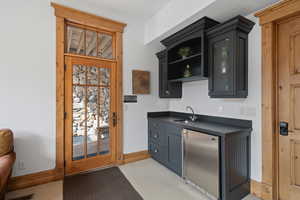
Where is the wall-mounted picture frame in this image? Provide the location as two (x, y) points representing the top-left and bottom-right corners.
(132, 70), (150, 94)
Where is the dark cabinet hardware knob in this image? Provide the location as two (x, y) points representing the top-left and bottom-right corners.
(280, 121), (289, 136)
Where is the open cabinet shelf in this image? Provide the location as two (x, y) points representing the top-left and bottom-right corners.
(168, 53), (202, 65)
(156, 16), (220, 98)
(169, 75), (207, 82)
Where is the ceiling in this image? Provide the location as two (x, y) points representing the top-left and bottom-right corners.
(144, 0), (280, 43)
(85, 0), (172, 20)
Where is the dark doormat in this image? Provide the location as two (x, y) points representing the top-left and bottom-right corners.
(8, 194), (34, 200)
(63, 167), (143, 200)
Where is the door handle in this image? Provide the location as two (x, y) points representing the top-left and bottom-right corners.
(280, 121), (289, 136)
(112, 112), (117, 127)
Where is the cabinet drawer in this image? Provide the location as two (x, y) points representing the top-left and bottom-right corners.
(149, 142), (167, 164)
(149, 127), (166, 144)
(149, 120), (160, 129)
(149, 120), (166, 145)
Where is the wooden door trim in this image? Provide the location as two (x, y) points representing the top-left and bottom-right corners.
(255, 0), (300, 25)
(51, 3), (126, 33)
(52, 4), (126, 176)
(255, 0), (300, 199)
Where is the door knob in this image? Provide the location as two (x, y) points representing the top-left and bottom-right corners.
(279, 121), (289, 136)
(112, 112), (117, 127)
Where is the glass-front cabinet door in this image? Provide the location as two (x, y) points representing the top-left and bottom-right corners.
(64, 56), (116, 175)
(208, 32), (234, 97)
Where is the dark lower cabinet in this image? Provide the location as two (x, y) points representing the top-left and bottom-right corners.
(148, 119), (182, 176)
(166, 129), (182, 175)
(148, 113), (252, 200)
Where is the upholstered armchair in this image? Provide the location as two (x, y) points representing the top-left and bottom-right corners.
(0, 129), (16, 200)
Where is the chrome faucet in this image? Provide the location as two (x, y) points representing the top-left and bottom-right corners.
(186, 106), (197, 122)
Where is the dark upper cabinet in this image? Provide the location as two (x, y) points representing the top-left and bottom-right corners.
(156, 50), (182, 98)
(156, 17), (220, 98)
(207, 16), (255, 98)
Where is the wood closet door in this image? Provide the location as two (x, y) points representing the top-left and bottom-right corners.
(278, 15), (300, 200)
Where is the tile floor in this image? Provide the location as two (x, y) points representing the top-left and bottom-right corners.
(6, 159), (260, 200)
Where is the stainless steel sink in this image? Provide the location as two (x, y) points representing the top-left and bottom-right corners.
(173, 119), (190, 124)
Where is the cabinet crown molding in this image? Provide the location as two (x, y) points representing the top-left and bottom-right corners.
(207, 15), (255, 37)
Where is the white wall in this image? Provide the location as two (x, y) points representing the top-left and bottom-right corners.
(0, 0), (56, 177)
(0, 0), (167, 177)
(122, 22), (169, 154)
(168, 14), (262, 182)
(145, 0), (215, 44)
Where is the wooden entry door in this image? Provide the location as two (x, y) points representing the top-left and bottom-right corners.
(278, 15), (300, 200)
(64, 56), (117, 175)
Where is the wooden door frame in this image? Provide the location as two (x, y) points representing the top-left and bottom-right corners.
(51, 3), (126, 176)
(255, 0), (300, 199)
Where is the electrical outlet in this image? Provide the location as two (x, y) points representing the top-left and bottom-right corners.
(18, 161), (26, 171)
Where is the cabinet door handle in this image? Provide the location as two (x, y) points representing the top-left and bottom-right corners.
(165, 90), (170, 95)
(154, 149), (158, 153)
(154, 134), (158, 138)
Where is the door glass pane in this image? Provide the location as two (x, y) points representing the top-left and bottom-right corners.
(72, 64), (111, 160)
(87, 87), (98, 157)
(87, 66), (98, 85)
(99, 68), (110, 85)
(99, 127), (109, 155)
(100, 87), (110, 125)
(73, 65), (86, 84)
(86, 30), (97, 57)
(99, 87), (110, 155)
(98, 33), (113, 59)
(67, 26), (85, 55)
(72, 86), (86, 160)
